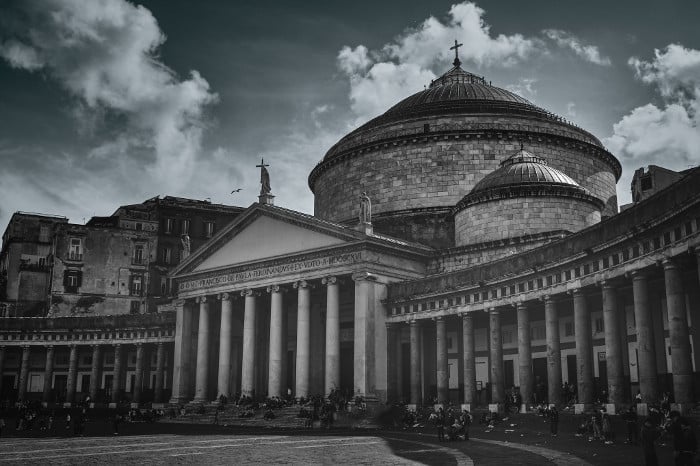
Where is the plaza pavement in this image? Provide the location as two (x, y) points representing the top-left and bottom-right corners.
(0, 412), (681, 465)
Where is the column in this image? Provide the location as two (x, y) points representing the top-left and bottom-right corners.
(602, 282), (624, 406)
(89, 345), (101, 401)
(17, 346), (30, 401)
(170, 299), (194, 403)
(240, 289), (258, 398)
(409, 320), (421, 404)
(193, 296), (211, 403)
(544, 296), (562, 405)
(489, 308), (504, 404)
(435, 316), (448, 403)
(352, 272), (376, 398)
(294, 281), (311, 398)
(268, 285), (284, 398)
(217, 293), (233, 400)
(0, 347), (5, 398)
(323, 276), (340, 395)
(573, 289), (593, 406)
(386, 323), (399, 402)
(632, 271), (658, 402)
(133, 343), (145, 405)
(517, 302), (532, 409)
(154, 343), (166, 403)
(462, 313), (476, 406)
(66, 345), (78, 404)
(111, 344), (122, 404)
(42, 345), (55, 403)
(663, 259), (693, 405)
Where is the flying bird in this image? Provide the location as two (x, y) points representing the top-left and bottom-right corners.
(231, 188), (242, 193)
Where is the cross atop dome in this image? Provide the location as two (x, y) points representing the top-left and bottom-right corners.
(450, 39), (463, 67)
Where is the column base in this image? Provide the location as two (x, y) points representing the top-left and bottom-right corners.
(433, 403), (444, 411)
(130, 402), (140, 409)
(63, 402), (72, 408)
(671, 403), (691, 415)
(519, 404), (529, 413)
(152, 403), (166, 409)
(636, 403), (649, 417)
(574, 403), (592, 414)
(604, 403), (618, 415)
(407, 404), (418, 411)
(488, 403), (502, 413)
(169, 397), (190, 405)
(108, 402), (117, 409)
(460, 403), (473, 413)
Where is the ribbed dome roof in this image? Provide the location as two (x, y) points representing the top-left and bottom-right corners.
(472, 149), (581, 193)
(452, 148), (604, 214)
(384, 66), (534, 117)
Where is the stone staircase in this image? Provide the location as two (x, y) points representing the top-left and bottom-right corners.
(159, 404), (378, 429)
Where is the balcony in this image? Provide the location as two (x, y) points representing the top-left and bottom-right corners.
(132, 256), (146, 266)
(18, 262), (51, 273)
(67, 252), (83, 261)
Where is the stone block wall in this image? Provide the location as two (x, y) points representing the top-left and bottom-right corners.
(454, 196), (601, 246)
(312, 114), (619, 237)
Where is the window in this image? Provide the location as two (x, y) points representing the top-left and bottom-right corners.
(39, 225), (51, 242)
(502, 329), (513, 344)
(63, 270), (82, 293)
(564, 321), (574, 337)
(164, 218), (174, 234)
(135, 222), (143, 231)
(69, 238), (82, 260)
(130, 275), (143, 296)
(530, 325), (546, 341)
(161, 247), (171, 264)
(160, 277), (167, 295)
(133, 244), (145, 264)
(595, 317), (604, 333)
(181, 219), (190, 235)
(130, 300), (141, 314)
(204, 221), (215, 238)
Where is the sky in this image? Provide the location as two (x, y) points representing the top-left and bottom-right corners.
(1, 0), (699, 230)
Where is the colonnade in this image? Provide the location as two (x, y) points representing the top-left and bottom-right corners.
(171, 272), (386, 404)
(0, 342), (169, 405)
(391, 257), (698, 410)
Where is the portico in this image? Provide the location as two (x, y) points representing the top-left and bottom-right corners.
(169, 203), (428, 404)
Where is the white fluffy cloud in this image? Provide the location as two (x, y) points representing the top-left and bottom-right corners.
(543, 29), (611, 66)
(605, 44), (700, 200)
(337, 2), (540, 123)
(0, 0), (218, 188)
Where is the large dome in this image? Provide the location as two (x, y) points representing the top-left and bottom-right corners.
(309, 57), (621, 248)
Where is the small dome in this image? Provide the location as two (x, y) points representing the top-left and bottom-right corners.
(453, 148), (603, 214)
(471, 149), (581, 193)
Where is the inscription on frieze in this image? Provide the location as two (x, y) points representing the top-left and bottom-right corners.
(179, 252), (362, 291)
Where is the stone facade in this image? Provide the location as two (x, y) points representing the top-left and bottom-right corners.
(311, 116), (620, 246)
(455, 196), (602, 245)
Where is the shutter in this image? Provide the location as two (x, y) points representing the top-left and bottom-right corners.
(63, 271), (70, 287)
(129, 274), (134, 295)
(77, 271), (83, 287)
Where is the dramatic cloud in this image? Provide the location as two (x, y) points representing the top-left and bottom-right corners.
(505, 78), (538, 100)
(336, 2), (540, 123)
(0, 0), (218, 189)
(605, 44), (700, 199)
(543, 29), (612, 66)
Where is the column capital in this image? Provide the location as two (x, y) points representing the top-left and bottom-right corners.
(662, 257), (678, 270)
(630, 269), (648, 281)
(599, 280), (616, 290)
(157, 341), (164, 347)
(113, 343), (122, 349)
(241, 289), (260, 297)
(195, 296), (208, 304)
(46, 344), (54, 351)
(267, 284), (286, 293)
(136, 342), (144, 348)
(488, 307), (499, 315)
(461, 312), (473, 321)
(293, 280), (312, 289)
(541, 294), (560, 304)
(174, 298), (186, 308)
(217, 292), (232, 301)
(433, 316), (445, 322)
(352, 271), (377, 282)
(409, 319), (421, 328)
(569, 288), (587, 297)
(322, 276), (338, 286)
(516, 301), (529, 310)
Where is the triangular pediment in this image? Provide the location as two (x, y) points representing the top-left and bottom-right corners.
(170, 204), (367, 276)
(193, 215), (346, 271)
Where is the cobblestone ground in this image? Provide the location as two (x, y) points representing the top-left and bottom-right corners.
(0, 414), (681, 465)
